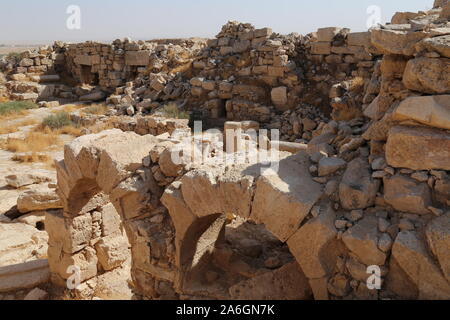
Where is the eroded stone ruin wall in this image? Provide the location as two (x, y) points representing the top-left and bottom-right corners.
(1, 0), (449, 300)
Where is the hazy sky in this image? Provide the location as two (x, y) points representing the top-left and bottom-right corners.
(0, 0), (433, 44)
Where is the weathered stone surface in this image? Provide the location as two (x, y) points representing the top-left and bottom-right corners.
(347, 32), (371, 47)
(385, 257), (419, 299)
(392, 95), (450, 130)
(403, 57), (450, 94)
(48, 245), (97, 282)
(342, 216), (387, 266)
(45, 210), (93, 254)
(24, 287), (48, 300)
(74, 55), (100, 66)
(417, 35), (450, 58)
(380, 54), (408, 79)
(0, 223), (48, 267)
(425, 213), (450, 282)
(287, 205), (337, 280)
(311, 42), (331, 55)
(383, 175), (432, 215)
(158, 146), (186, 177)
(252, 152), (323, 242)
(229, 262), (312, 300)
(125, 50), (150, 66)
(101, 203), (122, 237)
(17, 185), (62, 213)
(5, 171), (54, 188)
(339, 158), (380, 210)
(318, 157), (346, 176)
(0, 260), (50, 293)
(79, 91), (106, 102)
(386, 126), (450, 170)
(371, 28), (429, 56)
(271, 86), (288, 109)
(392, 231), (450, 300)
(317, 27), (342, 42)
(97, 134), (158, 193)
(95, 235), (130, 271)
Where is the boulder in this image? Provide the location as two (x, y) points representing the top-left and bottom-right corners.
(45, 211), (93, 254)
(342, 216), (387, 266)
(24, 288), (48, 300)
(391, 12), (420, 24)
(380, 54), (408, 79)
(271, 86), (288, 110)
(386, 126), (450, 170)
(0, 260), (50, 293)
(403, 57), (450, 94)
(392, 95), (450, 130)
(0, 223), (48, 267)
(339, 158), (380, 210)
(318, 157), (346, 176)
(392, 231), (450, 299)
(417, 35), (450, 58)
(383, 175), (432, 215)
(95, 235), (130, 271)
(5, 171), (54, 188)
(252, 152), (323, 242)
(79, 91), (106, 102)
(17, 185), (62, 213)
(371, 28), (429, 56)
(287, 205), (338, 280)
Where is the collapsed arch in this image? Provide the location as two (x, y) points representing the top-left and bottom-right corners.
(48, 129), (331, 300)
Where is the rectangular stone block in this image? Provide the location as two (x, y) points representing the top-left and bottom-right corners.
(311, 42), (331, 55)
(317, 27), (342, 42)
(386, 126), (450, 170)
(347, 32), (371, 47)
(125, 50), (150, 66)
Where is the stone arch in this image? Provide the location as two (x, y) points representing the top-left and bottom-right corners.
(161, 156), (327, 299)
(48, 129), (334, 300)
(48, 129), (179, 299)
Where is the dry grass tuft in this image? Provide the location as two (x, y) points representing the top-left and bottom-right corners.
(81, 104), (109, 116)
(0, 119), (38, 134)
(3, 130), (62, 153)
(12, 152), (53, 165)
(348, 76), (365, 92)
(51, 104), (85, 114)
(57, 125), (83, 137)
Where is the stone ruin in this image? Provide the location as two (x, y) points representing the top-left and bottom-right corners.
(0, 0), (450, 300)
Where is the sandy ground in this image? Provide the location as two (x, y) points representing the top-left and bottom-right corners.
(0, 105), (75, 215)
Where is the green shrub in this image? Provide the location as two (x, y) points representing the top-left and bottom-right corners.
(42, 112), (75, 129)
(160, 103), (189, 119)
(0, 101), (37, 116)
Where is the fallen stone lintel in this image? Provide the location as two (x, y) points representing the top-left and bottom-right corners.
(0, 259), (50, 293)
